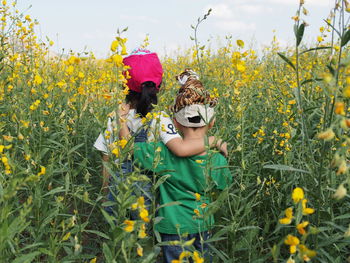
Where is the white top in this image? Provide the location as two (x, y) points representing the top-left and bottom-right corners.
(93, 109), (181, 154)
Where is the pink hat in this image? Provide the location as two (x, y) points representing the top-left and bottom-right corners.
(123, 49), (163, 93)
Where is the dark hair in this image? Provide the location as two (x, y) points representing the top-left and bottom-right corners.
(125, 81), (159, 117)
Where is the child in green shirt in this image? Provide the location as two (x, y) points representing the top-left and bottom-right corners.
(133, 78), (232, 262)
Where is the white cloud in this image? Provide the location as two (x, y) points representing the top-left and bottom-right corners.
(82, 31), (113, 40)
(119, 15), (159, 24)
(205, 4), (234, 19)
(267, 0), (331, 6)
(240, 4), (273, 14)
(215, 20), (256, 32)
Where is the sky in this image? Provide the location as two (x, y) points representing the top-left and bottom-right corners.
(16, 0), (336, 58)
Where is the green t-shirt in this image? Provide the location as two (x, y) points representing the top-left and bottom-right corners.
(134, 142), (231, 235)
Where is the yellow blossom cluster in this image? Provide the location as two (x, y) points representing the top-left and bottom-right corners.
(279, 187), (316, 261)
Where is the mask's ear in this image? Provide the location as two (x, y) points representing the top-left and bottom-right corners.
(173, 118), (180, 130)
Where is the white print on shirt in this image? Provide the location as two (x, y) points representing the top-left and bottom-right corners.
(93, 109), (181, 154)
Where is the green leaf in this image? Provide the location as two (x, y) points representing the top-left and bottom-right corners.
(341, 29), (350, 47)
(296, 23), (305, 46)
(154, 174), (171, 189)
(101, 201), (117, 207)
(67, 143), (84, 156)
(84, 230), (110, 240)
(299, 46), (332, 55)
(237, 226), (261, 231)
(327, 64), (335, 76)
(205, 236), (227, 242)
(11, 251), (41, 263)
(293, 24), (298, 39)
(300, 78), (323, 86)
(42, 187), (64, 197)
(323, 19), (341, 37)
(263, 164), (310, 174)
(102, 243), (114, 263)
(156, 201), (181, 211)
(153, 216), (164, 225)
(334, 214), (350, 220)
(277, 52), (296, 71)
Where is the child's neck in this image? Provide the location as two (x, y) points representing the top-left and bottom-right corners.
(181, 127), (208, 155)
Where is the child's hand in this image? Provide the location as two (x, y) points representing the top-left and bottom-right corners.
(118, 103), (130, 120)
(208, 137), (228, 157)
(217, 139), (228, 157)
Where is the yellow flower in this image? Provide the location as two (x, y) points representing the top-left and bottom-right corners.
(200, 203), (207, 209)
(110, 40), (119, 52)
(3, 135), (13, 142)
(137, 245), (143, 257)
(33, 75), (43, 85)
(118, 139), (127, 149)
(317, 129), (335, 141)
(333, 184), (347, 200)
(284, 234), (300, 254)
(123, 220), (135, 232)
(194, 193), (201, 201)
(111, 147), (119, 157)
(279, 207), (293, 225)
(137, 196), (145, 208)
(121, 44), (127, 55)
(302, 199), (315, 215)
(138, 223), (147, 238)
(1, 156), (8, 164)
(140, 208), (150, 223)
(111, 54), (123, 66)
(194, 209), (200, 216)
(298, 244), (316, 258)
(131, 203), (138, 210)
(236, 39), (244, 48)
(336, 160), (347, 175)
(292, 187), (304, 203)
(344, 86), (350, 98)
(296, 221), (309, 235)
(37, 166), (46, 176)
(0, 145), (4, 153)
(62, 232), (71, 241)
(193, 251), (204, 263)
(236, 63), (246, 73)
(334, 102), (345, 115)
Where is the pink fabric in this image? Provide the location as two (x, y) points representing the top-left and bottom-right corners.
(123, 52), (163, 93)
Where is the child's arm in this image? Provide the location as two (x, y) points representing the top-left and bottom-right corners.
(101, 153), (110, 193)
(166, 136), (227, 157)
(159, 114), (227, 157)
(116, 106), (227, 157)
(118, 103), (131, 140)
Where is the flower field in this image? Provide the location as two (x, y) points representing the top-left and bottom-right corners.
(1, 0), (350, 262)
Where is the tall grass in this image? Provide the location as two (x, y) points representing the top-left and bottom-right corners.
(0, 0), (350, 262)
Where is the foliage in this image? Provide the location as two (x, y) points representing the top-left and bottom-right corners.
(1, 0), (350, 262)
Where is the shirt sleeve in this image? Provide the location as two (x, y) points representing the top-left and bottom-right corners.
(158, 112), (181, 144)
(134, 142), (165, 172)
(93, 117), (115, 154)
